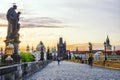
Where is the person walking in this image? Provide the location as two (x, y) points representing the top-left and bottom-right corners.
(57, 57), (60, 65)
(88, 56), (93, 68)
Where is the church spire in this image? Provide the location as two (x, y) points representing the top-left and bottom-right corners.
(105, 35), (112, 50)
(59, 37), (63, 44)
(106, 35), (110, 45)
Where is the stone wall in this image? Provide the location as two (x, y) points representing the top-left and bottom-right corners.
(93, 60), (120, 69)
(67, 59), (120, 70)
(0, 60), (52, 80)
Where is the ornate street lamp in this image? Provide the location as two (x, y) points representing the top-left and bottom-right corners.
(5, 43), (14, 64)
(104, 42), (107, 61)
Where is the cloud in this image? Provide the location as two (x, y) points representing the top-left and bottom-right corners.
(20, 25), (64, 28)
(0, 13), (64, 28)
(20, 17), (62, 24)
(20, 16), (63, 28)
(19, 17), (64, 28)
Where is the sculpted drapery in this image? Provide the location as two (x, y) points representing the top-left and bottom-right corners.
(6, 5), (20, 42)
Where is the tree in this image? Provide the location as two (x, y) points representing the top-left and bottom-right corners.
(20, 52), (35, 62)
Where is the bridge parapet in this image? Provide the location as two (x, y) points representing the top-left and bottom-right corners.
(0, 60), (52, 80)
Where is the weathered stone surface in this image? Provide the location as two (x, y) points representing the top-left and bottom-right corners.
(0, 60), (51, 80)
(93, 60), (120, 69)
(0, 65), (17, 75)
(26, 61), (120, 80)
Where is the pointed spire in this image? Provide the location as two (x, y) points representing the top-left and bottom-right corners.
(107, 35), (109, 40)
(59, 37), (63, 44)
(106, 35), (110, 45)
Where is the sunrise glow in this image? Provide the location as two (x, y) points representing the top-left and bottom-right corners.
(0, 0), (120, 51)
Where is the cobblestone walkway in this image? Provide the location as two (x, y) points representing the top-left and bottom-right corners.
(26, 61), (120, 80)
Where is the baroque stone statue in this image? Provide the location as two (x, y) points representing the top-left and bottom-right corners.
(4, 4), (21, 63)
(89, 42), (92, 53)
(6, 4), (21, 42)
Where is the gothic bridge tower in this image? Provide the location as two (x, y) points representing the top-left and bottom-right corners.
(57, 37), (67, 59)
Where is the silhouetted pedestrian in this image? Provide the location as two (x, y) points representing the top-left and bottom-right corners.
(57, 57), (60, 65)
(88, 56), (93, 68)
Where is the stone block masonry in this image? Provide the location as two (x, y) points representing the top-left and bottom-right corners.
(0, 60), (52, 80)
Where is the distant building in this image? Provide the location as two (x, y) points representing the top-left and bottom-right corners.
(71, 49), (120, 61)
(105, 35), (112, 50)
(57, 37), (67, 59)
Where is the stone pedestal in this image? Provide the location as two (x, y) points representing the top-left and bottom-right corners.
(2, 5), (22, 65)
(40, 52), (44, 60)
(1, 54), (7, 64)
(11, 54), (21, 64)
(4, 40), (21, 64)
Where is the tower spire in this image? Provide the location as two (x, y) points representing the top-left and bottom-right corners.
(105, 35), (112, 50)
(59, 37), (63, 44)
(106, 35), (110, 45)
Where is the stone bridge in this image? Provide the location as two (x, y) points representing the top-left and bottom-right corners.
(0, 60), (52, 80)
(0, 61), (120, 80)
(25, 61), (120, 80)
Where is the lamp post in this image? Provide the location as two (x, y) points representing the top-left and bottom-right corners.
(5, 43), (14, 65)
(104, 42), (107, 61)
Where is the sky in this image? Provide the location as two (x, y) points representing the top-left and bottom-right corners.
(0, 0), (120, 50)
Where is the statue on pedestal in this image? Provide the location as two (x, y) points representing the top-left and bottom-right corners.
(36, 41), (45, 60)
(6, 4), (21, 42)
(3, 4), (21, 63)
(89, 42), (92, 53)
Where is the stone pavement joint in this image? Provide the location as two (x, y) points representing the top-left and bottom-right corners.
(25, 61), (120, 80)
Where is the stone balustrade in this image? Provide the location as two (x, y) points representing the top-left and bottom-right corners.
(93, 60), (120, 69)
(0, 60), (52, 80)
(67, 59), (120, 70)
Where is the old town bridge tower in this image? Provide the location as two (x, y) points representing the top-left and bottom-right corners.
(57, 37), (67, 59)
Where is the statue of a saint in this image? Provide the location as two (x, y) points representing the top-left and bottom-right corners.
(36, 41), (45, 51)
(3, 4), (21, 64)
(89, 42), (92, 52)
(36, 41), (45, 60)
(6, 4), (21, 42)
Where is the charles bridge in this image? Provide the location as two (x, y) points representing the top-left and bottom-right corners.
(0, 60), (52, 80)
(0, 4), (120, 80)
(0, 61), (120, 80)
(26, 61), (120, 80)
